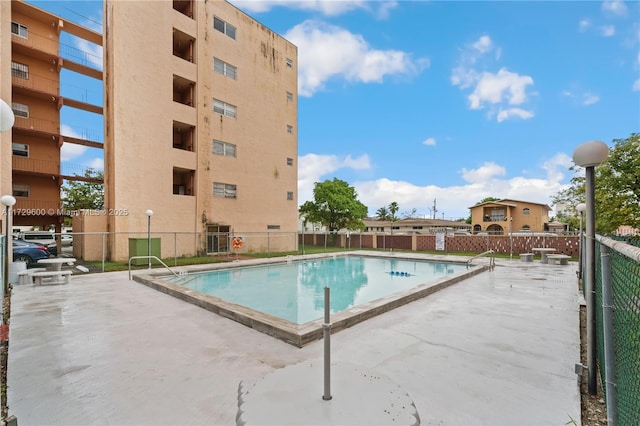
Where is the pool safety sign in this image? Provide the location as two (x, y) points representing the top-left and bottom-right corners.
(435, 232), (445, 251)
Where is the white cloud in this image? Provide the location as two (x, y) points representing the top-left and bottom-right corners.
(461, 162), (506, 183)
(75, 39), (103, 70)
(298, 154), (570, 219)
(601, 1), (628, 16)
(633, 79), (640, 91)
(468, 68), (534, 109)
(423, 137), (436, 146)
(87, 157), (104, 170)
(298, 153), (372, 204)
(286, 20), (427, 97)
(231, 0), (396, 17)
(496, 108), (535, 122)
(600, 25), (616, 37)
(579, 19), (591, 32)
(583, 93), (600, 105)
(60, 142), (87, 162)
(452, 37), (535, 123)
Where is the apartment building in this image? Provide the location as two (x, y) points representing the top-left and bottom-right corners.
(3, 1), (299, 261)
(469, 199), (552, 234)
(1, 1), (103, 241)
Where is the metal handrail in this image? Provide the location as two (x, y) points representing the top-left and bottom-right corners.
(128, 255), (179, 280)
(467, 249), (495, 269)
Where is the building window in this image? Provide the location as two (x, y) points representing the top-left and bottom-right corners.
(286, 158), (293, 166)
(267, 225), (281, 230)
(11, 61), (28, 79)
(11, 22), (27, 38)
(523, 208), (530, 215)
(287, 191), (294, 200)
(521, 225), (531, 231)
(213, 140), (236, 157)
(286, 92), (293, 102)
(12, 184), (30, 198)
(213, 182), (236, 199)
(213, 98), (237, 118)
(286, 125), (293, 134)
(412, 226), (423, 230)
(11, 102), (29, 118)
(213, 57), (237, 80)
(213, 16), (236, 39)
(12, 143), (29, 157)
(286, 58), (293, 68)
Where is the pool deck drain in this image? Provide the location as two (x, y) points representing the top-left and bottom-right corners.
(8, 253), (581, 425)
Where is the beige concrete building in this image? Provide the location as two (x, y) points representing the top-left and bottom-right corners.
(469, 199), (552, 234)
(3, 0), (298, 261)
(1, 0), (102, 248)
(103, 0), (298, 260)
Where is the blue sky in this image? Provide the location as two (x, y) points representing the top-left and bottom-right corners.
(28, 0), (640, 219)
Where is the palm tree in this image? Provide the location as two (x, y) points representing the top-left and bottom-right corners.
(375, 206), (390, 221)
(388, 202), (399, 222)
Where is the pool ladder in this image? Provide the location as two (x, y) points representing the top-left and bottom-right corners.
(467, 250), (495, 269)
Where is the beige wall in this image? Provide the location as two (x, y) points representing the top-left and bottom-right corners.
(104, 0), (298, 261)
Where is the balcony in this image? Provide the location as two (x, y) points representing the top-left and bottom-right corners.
(13, 157), (60, 176)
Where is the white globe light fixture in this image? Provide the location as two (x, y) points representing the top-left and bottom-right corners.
(572, 140), (608, 396)
(0, 99), (15, 133)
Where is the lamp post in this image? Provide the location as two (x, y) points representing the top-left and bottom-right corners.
(0, 195), (15, 426)
(576, 203), (586, 281)
(1, 99), (16, 426)
(573, 140), (609, 396)
(145, 209), (153, 270)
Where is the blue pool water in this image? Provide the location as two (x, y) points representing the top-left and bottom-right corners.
(168, 256), (467, 324)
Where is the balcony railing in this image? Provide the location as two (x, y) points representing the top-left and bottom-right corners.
(483, 216), (506, 222)
(12, 30), (58, 56)
(12, 157), (60, 175)
(12, 73), (60, 95)
(12, 116), (59, 135)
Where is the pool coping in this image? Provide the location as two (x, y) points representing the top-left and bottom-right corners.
(132, 251), (490, 347)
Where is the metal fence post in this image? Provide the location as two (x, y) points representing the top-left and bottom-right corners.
(322, 286), (332, 401)
(600, 244), (618, 425)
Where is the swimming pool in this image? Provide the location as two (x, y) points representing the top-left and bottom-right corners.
(134, 252), (489, 347)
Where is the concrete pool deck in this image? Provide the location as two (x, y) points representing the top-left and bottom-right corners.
(8, 254), (582, 425)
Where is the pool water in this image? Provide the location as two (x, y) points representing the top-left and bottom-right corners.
(168, 256), (467, 324)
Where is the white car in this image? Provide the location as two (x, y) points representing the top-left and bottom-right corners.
(61, 234), (73, 247)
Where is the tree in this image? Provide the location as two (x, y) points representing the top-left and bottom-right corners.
(552, 133), (640, 234)
(388, 201), (399, 222)
(299, 178), (368, 232)
(61, 170), (104, 210)
(375, 206), (390, 221)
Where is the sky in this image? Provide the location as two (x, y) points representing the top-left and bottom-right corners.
(27, 0), (640, 220)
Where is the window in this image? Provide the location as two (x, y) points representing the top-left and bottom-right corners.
(12, 184), (30, 198)
(12, 102), (29, 118)
(267, 225), (281, 230)
(213, 182), (236, 199)
(213, 58), (237, 80)
(213, 16), (236, 39)
(213, 98), (237, 118)
(287, 192), (294, 200)
(412, 226), (423, 230)
(286, 125), (293, 134)
(11, 61), (28, 79)
(12, 143), (29, 157)
(213, 140), (236, 157)
(286, 92), (293, 102)
(286, 158), (293, 166)
(11, 22), (27, 38)
(522, 208), (530, 215)
(286, 58), (293, 68)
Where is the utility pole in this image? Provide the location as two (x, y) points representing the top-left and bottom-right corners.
(432, 199), (437, 219)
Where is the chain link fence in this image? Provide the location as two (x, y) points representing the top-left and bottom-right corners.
(594, 235), (640, 425)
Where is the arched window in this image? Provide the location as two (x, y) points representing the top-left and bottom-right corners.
(487, 224), (504, 235)
(473, 224), (482, 233)
(523, 208), (530, 215)
(521, 225), (530, 231)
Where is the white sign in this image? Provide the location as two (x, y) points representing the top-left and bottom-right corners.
(435, 232), (445, 251)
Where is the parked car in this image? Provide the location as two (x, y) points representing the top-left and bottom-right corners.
(61, 234), (73, 247)
(17, 231), (57, 256)
(12, 240), (51, 265)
